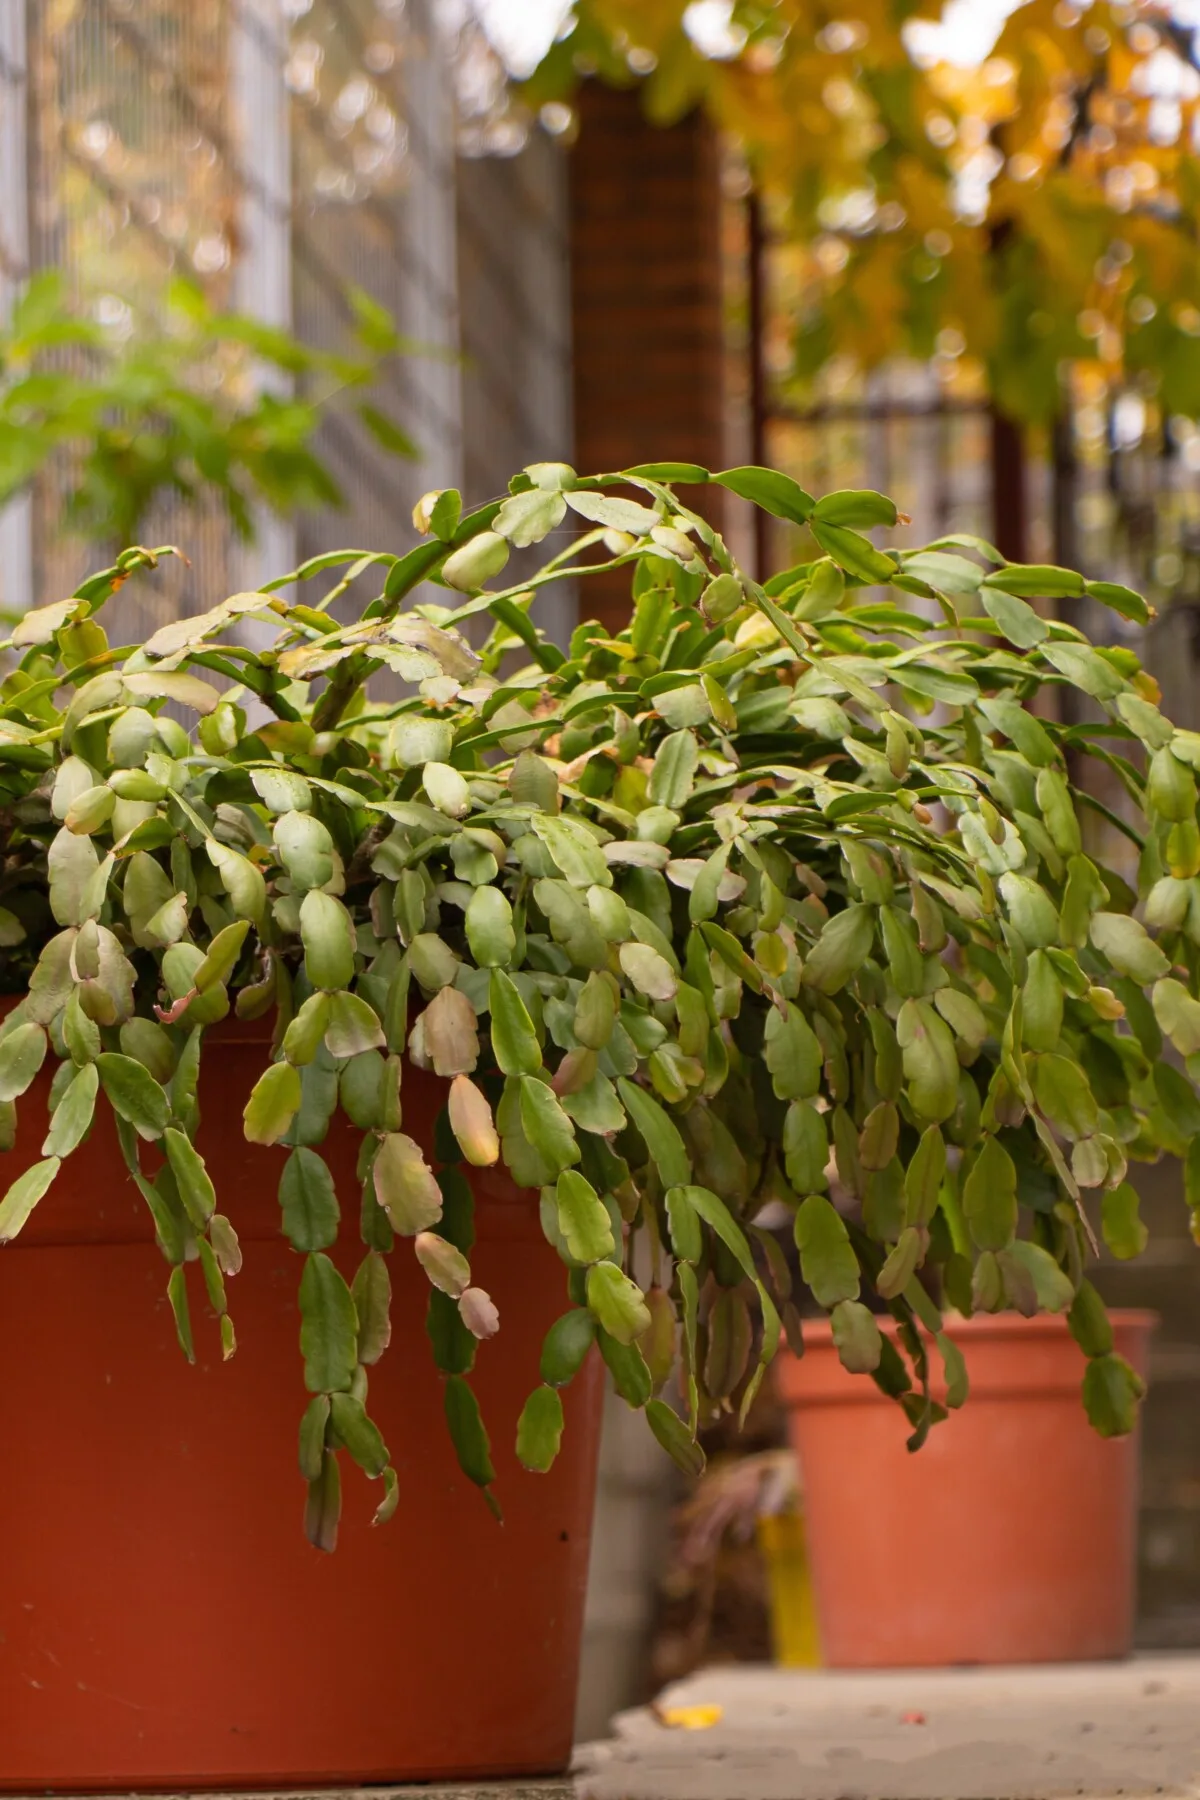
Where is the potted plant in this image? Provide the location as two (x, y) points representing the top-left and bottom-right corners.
(0, 458), (1194, 1784)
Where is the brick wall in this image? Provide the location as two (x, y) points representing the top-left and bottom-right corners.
(569, 83), (726, 633)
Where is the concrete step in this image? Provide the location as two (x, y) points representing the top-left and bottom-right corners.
(574, 1656), (1200, 1799)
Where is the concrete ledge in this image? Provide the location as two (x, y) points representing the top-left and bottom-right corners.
(575, 1657), (1200, 1799)
(376, 1788), (571, 1799)
(381, 1789), (571, 1799)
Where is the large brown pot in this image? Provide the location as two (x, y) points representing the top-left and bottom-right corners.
(777, 1311), (1154, 1668)
(0, 1022), (602, 1791)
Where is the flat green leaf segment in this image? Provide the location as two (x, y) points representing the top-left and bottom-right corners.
(0, 458), (1186, 1528)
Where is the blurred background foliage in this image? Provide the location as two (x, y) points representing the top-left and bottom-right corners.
(0, 268), (415, 557)
(527, 1), (1200, 427)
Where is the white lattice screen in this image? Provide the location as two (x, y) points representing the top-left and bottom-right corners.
(0, 0), (572, 640)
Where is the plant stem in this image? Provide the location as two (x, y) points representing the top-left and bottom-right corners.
(312, 655), (367, 733)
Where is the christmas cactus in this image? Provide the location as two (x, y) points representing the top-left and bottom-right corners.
(0, 458), (1193, 1540)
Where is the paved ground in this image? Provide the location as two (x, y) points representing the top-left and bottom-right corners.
(573, 1657), (1200, 1799)
(24, 1663), (1200, 1800)
(382, 1789), (570, 1799)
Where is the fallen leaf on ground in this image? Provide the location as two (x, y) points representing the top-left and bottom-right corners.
(653, 1703), (724, 1730)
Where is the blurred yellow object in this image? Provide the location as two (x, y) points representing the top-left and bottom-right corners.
(758, 1511), (822, 1667)
(653, 1704), (724, 1730)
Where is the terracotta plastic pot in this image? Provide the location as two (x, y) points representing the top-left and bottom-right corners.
(777, 1310), (1154, 1668)
(0, 1021), (602, 1791)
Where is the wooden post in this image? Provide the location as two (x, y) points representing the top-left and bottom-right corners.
(990, 404), (1028, 565)
(747, 189), (769, 583)
(569, 83), (726, 632)
(1051, 405), (1086, 730)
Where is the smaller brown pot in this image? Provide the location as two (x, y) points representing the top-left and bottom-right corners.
(777, 1310), (1155, 1668)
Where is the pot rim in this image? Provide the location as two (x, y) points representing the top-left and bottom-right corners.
(776, 1307), (1159, 1411)
(788, 1307), (1159, 1352)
